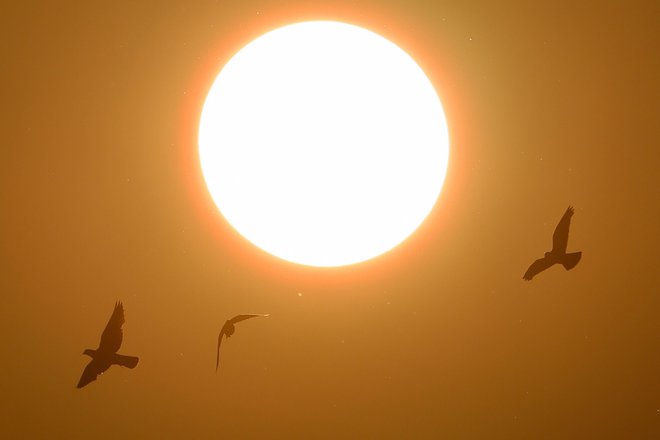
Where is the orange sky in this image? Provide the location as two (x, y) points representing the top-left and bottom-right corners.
(2, 0), (659, 438)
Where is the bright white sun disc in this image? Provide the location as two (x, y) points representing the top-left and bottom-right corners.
(199, 21), (449, 267)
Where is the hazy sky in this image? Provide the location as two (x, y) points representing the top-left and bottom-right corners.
(2, 0), (659, 438)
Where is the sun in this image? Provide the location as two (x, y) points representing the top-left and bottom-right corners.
(199, 21), (449, 267)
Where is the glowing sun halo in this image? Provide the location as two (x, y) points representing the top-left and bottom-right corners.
(199, 21), (449, 267)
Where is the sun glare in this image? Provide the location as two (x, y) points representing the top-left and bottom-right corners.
(199, 21), (449, 267)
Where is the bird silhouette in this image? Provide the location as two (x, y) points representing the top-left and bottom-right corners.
(216, 314), (269, 371)
(77, 301), (139, 388)
(523, 206), (582, 280)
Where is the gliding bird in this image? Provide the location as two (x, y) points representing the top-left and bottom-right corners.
(216, 314), (269, 371)
(77, 301), (139, 388)
(523, 206), (582, 280)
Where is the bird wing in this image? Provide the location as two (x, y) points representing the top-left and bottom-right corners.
(216, 323), (231, 371)
(77, 359), (103, 388)
(551, 206), (574, 254)
(99, 301), (124, 353)
(229, 314), (270, 324)
(523, 257), (555, 280)
(216, 333), (223, 371)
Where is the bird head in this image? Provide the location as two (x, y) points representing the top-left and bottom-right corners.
(82, 349), (95, 357)
(544, 252), (551, 258)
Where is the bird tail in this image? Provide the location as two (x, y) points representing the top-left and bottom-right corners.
(113, 354), (139, 369)
(562, 252), (582, 270)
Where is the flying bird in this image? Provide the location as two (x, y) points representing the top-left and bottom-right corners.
(216, 314), (269, 371)
(523, 206), (582, 280)
(77, 301), (139, 388)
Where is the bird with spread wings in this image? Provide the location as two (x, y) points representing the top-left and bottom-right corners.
(523, 206), (582, 280)
(77, 302), (139, 388)
(216, 314), (269, 371)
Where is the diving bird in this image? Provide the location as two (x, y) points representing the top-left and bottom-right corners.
(216, 314), (269, 371)
(77, 301), (139, 388)
(523, 206), (582, 280)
